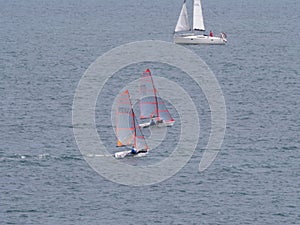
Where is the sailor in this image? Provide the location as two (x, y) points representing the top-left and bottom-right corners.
(209, 31), (213, 37)
(131, 146), (138, 154)
(149, 115), (156, 126)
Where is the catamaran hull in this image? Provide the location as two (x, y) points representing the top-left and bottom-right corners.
(174, 35), (226, 45)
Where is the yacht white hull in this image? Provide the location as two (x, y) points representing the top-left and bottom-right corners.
(174, 34), (226, 45)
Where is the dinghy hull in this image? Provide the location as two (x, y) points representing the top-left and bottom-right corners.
(139, 120), (175, 128)
(114, 150), (131, 158)
(114, 150), (148, 158)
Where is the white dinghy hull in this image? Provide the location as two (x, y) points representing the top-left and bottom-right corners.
(139, 120), (175, 128)
(114, 150), (148, 158)
(114, 150), (131, 158)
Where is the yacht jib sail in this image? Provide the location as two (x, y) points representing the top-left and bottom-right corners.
(139, 69), (175, 128)
(175, 0), (191, 33)
(115, 90), (149, 158)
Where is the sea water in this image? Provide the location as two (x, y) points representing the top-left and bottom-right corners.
(0, 0), (299, 224)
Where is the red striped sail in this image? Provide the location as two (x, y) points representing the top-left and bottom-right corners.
(116, 90), (148, 151)
(139, 69), (174, 123)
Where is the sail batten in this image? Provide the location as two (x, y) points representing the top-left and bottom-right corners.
(175, 0), (191, 33)
(193, 0), (205, 31)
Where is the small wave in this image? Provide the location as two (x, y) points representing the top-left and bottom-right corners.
(0, 153), (84, 162)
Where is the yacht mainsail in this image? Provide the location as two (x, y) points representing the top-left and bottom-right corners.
(193, 0), (205, 31)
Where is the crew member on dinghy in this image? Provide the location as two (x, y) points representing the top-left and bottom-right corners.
(149, 115), (156, 126)
(130, 145), (148, 155)
(131, 146), (137, 154)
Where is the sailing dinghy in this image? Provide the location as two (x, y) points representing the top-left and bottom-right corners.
(174, 0), (227, 45)
(139, 69), (175, 128)
(114, 90), (149, 158)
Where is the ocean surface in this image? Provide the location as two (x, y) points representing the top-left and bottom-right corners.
(1, 0), (299, 224)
